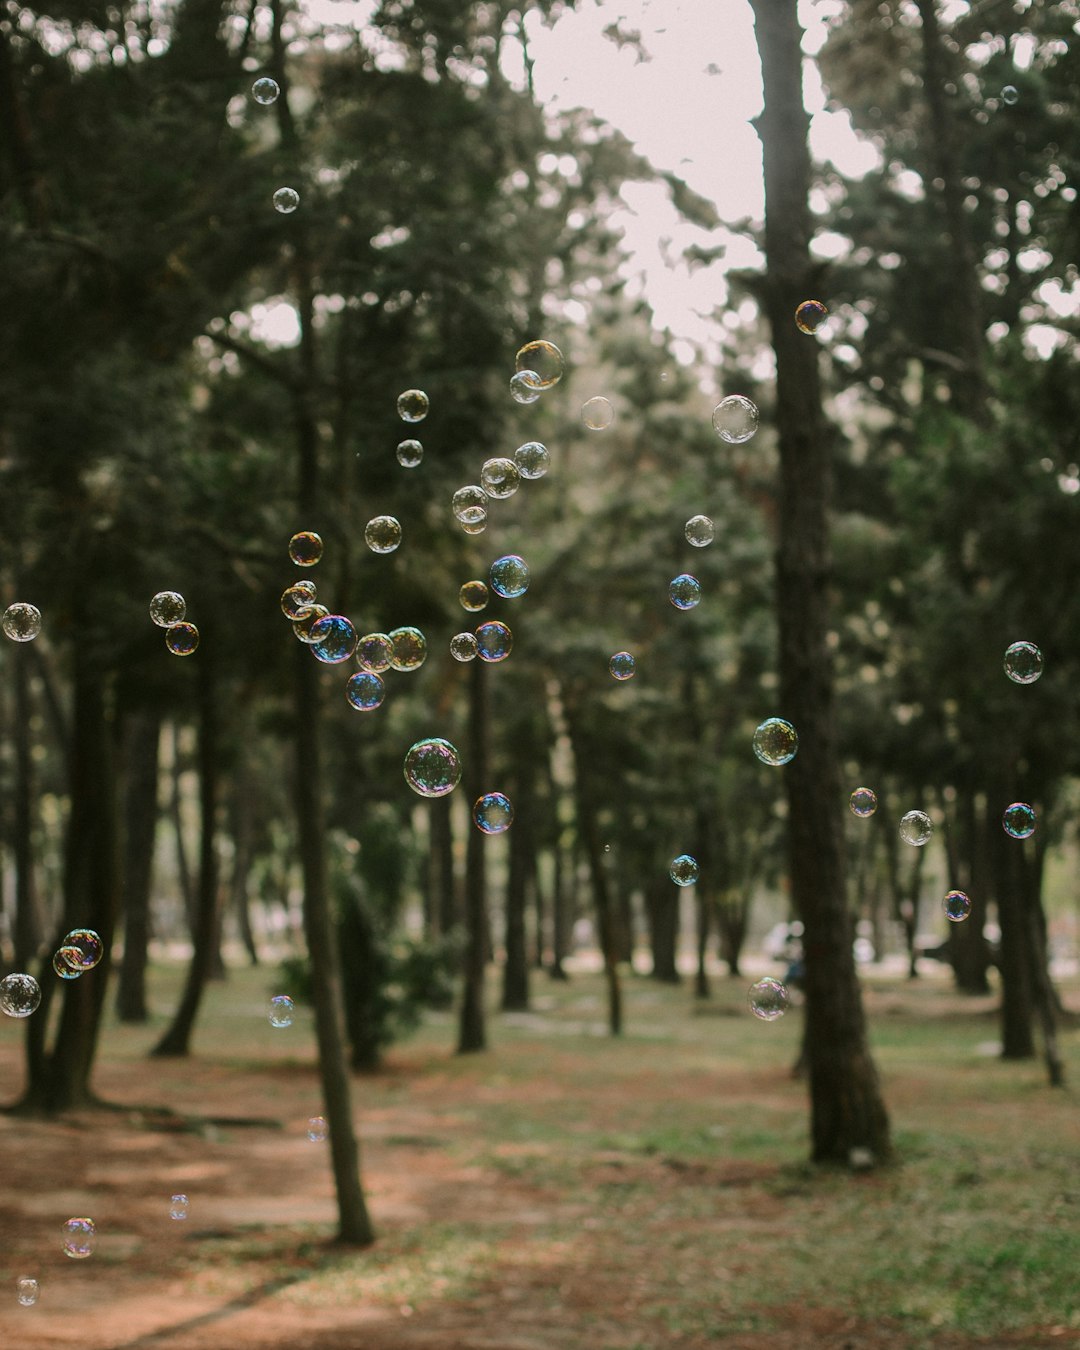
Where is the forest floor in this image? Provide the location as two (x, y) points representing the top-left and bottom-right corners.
(0, 959), (1078, 1350)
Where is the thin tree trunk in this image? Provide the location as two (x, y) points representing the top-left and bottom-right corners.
(13, 649), (42, 970)
(458, 659), (489, 1052)
(645, 877), (680, 983)
(429, 796), (456, 938)
(116, 709), (162, 1023)
(548, 839), (569, 980)
(501, 758), (531, 1012)
(229, 761), (260, 967)
(169, 721), (195, 937)
(993, 794), (1036, 1060)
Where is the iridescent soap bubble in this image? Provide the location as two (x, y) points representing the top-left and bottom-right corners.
(609, 651), (635, 681)
(489, 554), (529, 599)
(669, 574), (702, 610)
(62, 1218), (95, 1259)
(170, 1194), (189, 1221)
(753, 717), (798, 766)
(397, 389), (429, 423)
(475, 620), (513, 663)
(293, 604), (329, 643)
(355, 632), (393, 672)
(53, 949), (82, 981)
(899, 810), (933, 847)
(452, 485), (489, 526)
(310, 615), (357, 664)
(396, 439), (423, 468)
(252, 76), (279, 104)
(1002, 802), (1036, 839)
(451, 632), (479, 662)
(364, 514), (402, 554)
(669, 854), (699, 887)
(273, 186), (300, 214)
(388, 626), (427, 673)
(1003, 641), (1043, 685)
(510, 369), (542, 405)
(281, 581), (317, 620)
(346, 671), (385, 711)
(64, 928), (104, 969)
(16, 1277), (39, 1307)
(0, 973), (41, 1018)
(943, 890), (972, 923)
(149, 592), (186, 627)
(747, 977), (789, 1021)
(473, 792), (514, 834)
(515, 339), (564, 389)
(1001, 84), (1019, 105)
(268, 994), (294, 1028)
(581, 396), (614, 430)
(289, 531), (324, 567)
(480, 457), (520, 499)
(166, 622), (199, 656)
(404, 737), (462, 798)
(3, 603), (42, 642)
(795, 300), (828, 335)
(684, 515), (715, 548)
(849, 787), (878, 818)
(459, 580), (489, 612)
(307, 1116), (329, 1143)
(514, 441), (550, 480)
(712, 394), (759, 443)
(461, 517), (487, 535)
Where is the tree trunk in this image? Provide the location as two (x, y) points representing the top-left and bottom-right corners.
(548, 838), (570, 980)
(229, 758), (260, 967)
(116, 709), (161, 1023)
(428, 796), (456, 938)
(458, 659), (489, 1053)
(169, 721), (195, 938)
(993, 798), (1036, 1060)
(13, 649), (42, 970)
(950, 786), (992, 993)
(501, 755), (532, 1012)
(645, 876), (680, 983)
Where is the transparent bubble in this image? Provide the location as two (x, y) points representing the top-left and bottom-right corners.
(397, 389), (429, 423)
(396, 439), (423, 468)
(346, 671), (386, 711)
(609, 651), (635, 681)
(1001, 84), (1019, 105)
(364, 515), (402, 554)
(795, 300), (828, 335)
(16, 1277), (39, 1307)
(63, 1218), (95, 1259)
(514, 441), (550, 480)
(170, 1194), (189, 1222)
(461, 517), (487, 535)
(268, 994), (294, 1028)
(510, 370), (543, 405)
(459, 580), (489, 612)
(289, 531), (324, 567)
(515, 339), (564, 389)
(670, 854), (699, 887)
(475, 620), (513, 663)
(669, 574), (702, 610)
(404, 737), (462, 798)
(310, 615), (357, 664)
(489, 554), (529, 599)
(473, 791), (514, 834)
(293, 605), (330, 643)
(166, 622), (199, 657)
(1003, 641), (1043, 685)
(712, 394), (759, 443)
(753, 717), (798, 766)
(581, 396), (614, 430)
(53, 949), (82, 981)
(0, 973), (41, 1018)
(273, 187), (300, 214)
(747, 977), (789, 1021)
(64, 928), (104, 969)
(943, 890), (971, 923)
(388, 626), (427, 673)
(849, 787), (878, 818)
(149, 591), (186, 627)
(307, 1116), (329, 1143)
(1002, 802), (1036, 839)
(684, 515), (715, 548)
(451, 632), (478, 662)
(480, 457), (521, 499)
(899, 810), (933, 847)
(355, 632), (393, 672)
(452, 485), (489, 525)
(3, 602), (42, 642)
(281, 581), (317, 620)
(252, 76), (279, 104)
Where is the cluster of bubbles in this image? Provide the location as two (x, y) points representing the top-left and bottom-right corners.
(0, 972), (42, 1018)
(747, 977), (789, 1021)
(2, 602), (42, 642)
(151, 591), (199, 656)
(52, 928), (104, 982)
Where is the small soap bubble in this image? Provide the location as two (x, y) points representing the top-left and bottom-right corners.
(480, 457), (521, 499)
(510, 369), (543, 404)
(53, 949), (82, 980)
(1002, 802), (1036, 839)
(712, 394), (759, 443)
(684, 515), (715, 548)
(166, 622), (199, 656)
(670, 854), (699, 887)
(281, 581), (317, 620)
(473, 791), (514, 834)
(489, 554), (529, 599)
(475, 620), (513, 663)
(62, 1218), (95, 1260)
(514, 441), (550, 480)
(1003, 641), (1043, 684)
(515, 339), (564, 389)
(273, 186), (300, 214)
(452, 485), (489, 525)
(170, 1194), (189, 1222)
(149, 592), (186, 627)
(388, 626), (427, 672)
(364, 515), (402, 554)
(3, 602), (42, 642)
(396, 439), (423, 468)
(307, 1116), (329, 1143)
(899, 810), (933, 847)
(581, 396), (614, 430)
(943, 890), (972, 923)
(252, 76), (279, 104)
(293, 605), (330, 643)
(64, 928), (104, 969)
(355, 633), (393, 672)
(461, 517), (487, 535)
(397, 389), (429, 423)
(795, 300), (828, 335)
(346, 671), (386, 711)
(404, 737), (463, 798)
(289, 531), (324, 567)
(459, 580), (489, 612)
(609, 651), (635, 681)
(849, 787), (878, 818)
(748, 977), (789, 1021)
(669, 574), (702, 610)
(268, 994), (295, 1028)
(310, 615), (357, 664)
(450, 632), (479, 662)
(0, 973), (41, 1018)
(16, 1277), (39, 1307)
(1001, 84), (1019, 105)
(753, 717), (798, 766)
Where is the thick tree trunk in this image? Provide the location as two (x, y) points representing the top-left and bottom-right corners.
(428, 796), (456, 938)
(458, 659), (489, 1053)
(169, 722), (196, 938)
(13, 649), (42, 970)
(229, 760), (260, 968)
(993, 799), (1036, 1060)
(116, 709), (161, 1023)
(949, 786), (992, 993)
(548, 839), (570, 980)
(645, 876), (680, 983)
(501, 757), (532, 1012)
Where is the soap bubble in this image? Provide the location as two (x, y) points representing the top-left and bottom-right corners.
(396, 439), (423, 468)
(53, 949), (82, 980)
(310, 615), (357, 664)
(475, 620), (513, 662)
(170, 1194), (189, 1221)
(388, 626), (427, 672)
(712, 394), (759, 443)
(404, 737), (462, 798)
(514, 441), (550, 480)
(281, 581), (317, 619)
(489, 554), (529, 599)
(149, 592), (186, 627)
(753, 717), (798, 766)
(0, 973), (41, 1018)
(795, 300), (828, 334)
(461, 517), (487, 535)
(355, 632), (394, 672)
(289, 531), (323, 567)
(1001, 84), (1019, 105)
(609, 651), (635, 681)
(451, 632), (479, 662)
(268, 994), (294, 1028)
(252, 76), (279, 104)
(669, 574), (702, 610)
(459, 580), (489, 612)
(16, 1277), (39, 1307)
(397, 389), (429, 423)
(273, 187), (300, 214)
(293, 605), (330, 643)
(849, 787), (878, 818)
(473, 792), (514, 834)
(684, 515), (715, 547)
(62, 1218), (95, 1259)
(943, 890), (971, 923)
(747, 977), (789, 1021)
(510, 369), (542, 404)
(669, 854), (699, 887)
(515, 339), (564, 389)
(1003, 641), (1043, 684)
(307, 1116), (329, 1143)
(64, 928), (104, 969)
(364, 515), (402, 554)
(166, 622), (199, 656)
(581, 396), (614, 430)
(480, 457), (520, 499)
(452, 485), (489, 525)
(1002, 802), (1036, 839)
(346, 671), (386, 711)
(3, 603), (42, 642)
(899, 810), (933, 846)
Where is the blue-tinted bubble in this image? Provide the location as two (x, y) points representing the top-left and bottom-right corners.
(473, 792), (514, 834)
(609, 651), (635, 681)
(753, 718), (798, 766)
(669, 574), (701, 610)
(475, 620), (513, 663)
(346, 671), (385, 711)
(310, 615), (357, 664)
(1002, 802), (1035, 839)
(489, 554), (529, 599)
(943, 890), (971, 923)
(670, 854), (699, 886)
(404, 738), (462, 798)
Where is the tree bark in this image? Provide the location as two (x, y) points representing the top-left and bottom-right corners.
(13, 649), (42, 970)
(645, 876), (680, 983)
(458, 658), (489, 1053)
(548, 838), (570, 980)
(116, 709), (162, 1023)
(501, 755), (532, 1012)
